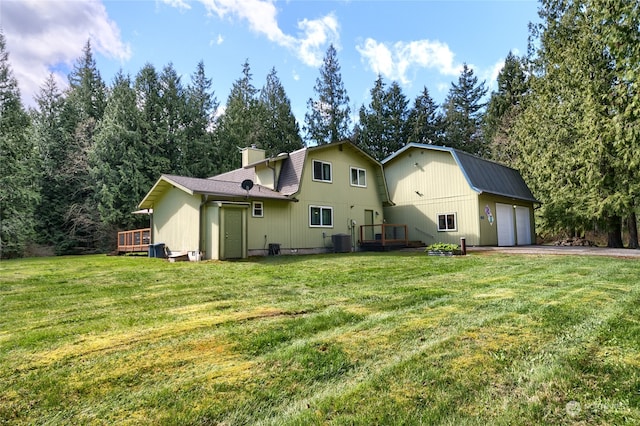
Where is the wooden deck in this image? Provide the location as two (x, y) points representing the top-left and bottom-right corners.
(359, 224), (410, 251)
(117, 228), (151, 254)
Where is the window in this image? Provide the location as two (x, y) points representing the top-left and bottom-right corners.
(252, 201), (263, 218)
(350, 167), (367, 187)
(313, 160), (332, 182)
(310, 205), (333, 227)
(437, 213), (457, 231)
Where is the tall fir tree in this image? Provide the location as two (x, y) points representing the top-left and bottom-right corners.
(484, 52), (529, 165)
(304, 44), (351, 145)
(135, 63), (171, 180)
(259, 67), (304, 157)
(0, 31), (38, 258)
(406, 86), (443, 145)
(355, 76), (410, 161)
(91, 72), (149, 249)
(32, 74), (67, 250)
(179, 61), (218, 177)
(158, 63), (186, 172)
(216, 60), (264, 171)
(55, 40), (107, 253)
(442, 64), (488, 156)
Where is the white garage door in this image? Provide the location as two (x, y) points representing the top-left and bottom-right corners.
(515, 206), (532, 245)
(496, 203), (515, 246)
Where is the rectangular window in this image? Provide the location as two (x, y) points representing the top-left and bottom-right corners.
(313, 160), (332, 182)
(437, 213), (457, 231)
(252, 201), (263, 218)
(310, 205), (333, 227)
(350, 167), (367, 187)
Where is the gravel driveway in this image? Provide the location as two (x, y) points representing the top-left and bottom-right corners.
(467, 245), (640, 258)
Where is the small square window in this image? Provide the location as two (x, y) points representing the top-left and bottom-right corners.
(437, 213), (457, 231)
(350, 167), (366, 187)
(313, 160), (332, 182)
(310, 205), (333, 227)
(253, 202), (263, 218)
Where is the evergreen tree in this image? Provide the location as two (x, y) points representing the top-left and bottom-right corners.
(32, 74), (67, 249)
(179, 61), (218, 177)
(259, 67), (304, 157)
(91, 72), (149, 248)
(513, 0), (639, 247)
(484, 52), (529, 164)
(356, 76), (410, 161)
(304, 44), (351, 145)
(135, 63), (170, 180)
(0, 31), (38, 258)
(216, 60), (264, 171)
(406, 86), (443, 145)
(158, 63), (186, 171)
(54, 40), (107, 253)
(442, 64), (488, 156)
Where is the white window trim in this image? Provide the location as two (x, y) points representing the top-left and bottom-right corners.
(437, 212), (457, 232)
(312, 160), (333, 183)
(350, 167), (367, 187)
(309, 205), (334, 228)
(252, 201), (264, 218)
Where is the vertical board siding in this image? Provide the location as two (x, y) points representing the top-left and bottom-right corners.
(154, 188), (200, 253)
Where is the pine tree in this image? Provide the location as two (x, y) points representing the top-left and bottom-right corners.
(179, 61), (218, 177)
(484, 52), (528, 164)
(407, 86), (443, 145)
(32, 74), (67, 249)
(259, 67), (304, 157)
(304, 44), (351, 145)
(158, 63), (186, 172)
(216, 60), (264, 171)
(356, 76), (410, 161)
(54, 40), (107, 253)
(135, 63), (171, 180)
(442, 64), (488, 156)
(91, 72), (149, 248)
(0, 32), (38, 258)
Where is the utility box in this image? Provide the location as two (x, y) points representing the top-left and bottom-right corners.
(149, 243), (166, 258)
(332, 234), (352, 253)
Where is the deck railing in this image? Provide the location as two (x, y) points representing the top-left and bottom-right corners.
(359, 224), (408, 247)
(117, 228), (151, 253)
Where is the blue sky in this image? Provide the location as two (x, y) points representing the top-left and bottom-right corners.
(3, 0), (539, 124)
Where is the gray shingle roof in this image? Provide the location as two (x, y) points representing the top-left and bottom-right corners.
(162, 174), (291, 200)
(383, 143), (539, 203)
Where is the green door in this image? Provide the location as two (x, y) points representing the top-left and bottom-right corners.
(223, 208), (243, 259)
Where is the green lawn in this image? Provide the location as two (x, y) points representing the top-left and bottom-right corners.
(1, 252), (639, 425)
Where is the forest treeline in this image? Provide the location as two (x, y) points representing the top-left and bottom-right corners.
(1, 0), (639, 258)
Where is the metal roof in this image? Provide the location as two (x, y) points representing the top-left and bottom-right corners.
(382, 143), (539, 203)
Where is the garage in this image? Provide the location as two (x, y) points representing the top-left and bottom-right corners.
(496, 203), (533, 246)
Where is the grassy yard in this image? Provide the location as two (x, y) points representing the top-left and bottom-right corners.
(1, 251), (639, 425)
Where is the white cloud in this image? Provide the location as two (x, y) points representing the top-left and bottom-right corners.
(356, 38), (462, 85)
(3, 0), (131, 107)
(174, 0), (338, 67)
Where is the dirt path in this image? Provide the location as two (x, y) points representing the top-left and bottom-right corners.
(467, 245), (640, 258)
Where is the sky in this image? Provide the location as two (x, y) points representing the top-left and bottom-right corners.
(2, 0), (540, 125)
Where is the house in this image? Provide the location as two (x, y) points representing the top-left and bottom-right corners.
(137, 141), (393, 259)
(382, 143), (539, 247)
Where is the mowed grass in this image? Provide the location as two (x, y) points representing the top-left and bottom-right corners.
(1, 252), (639, 425)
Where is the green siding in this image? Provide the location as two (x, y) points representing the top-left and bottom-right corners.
(383, 148), (481, 246)
(153, 187), (200, 253)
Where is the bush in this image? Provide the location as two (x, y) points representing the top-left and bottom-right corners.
(425, 242), (460, 252)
